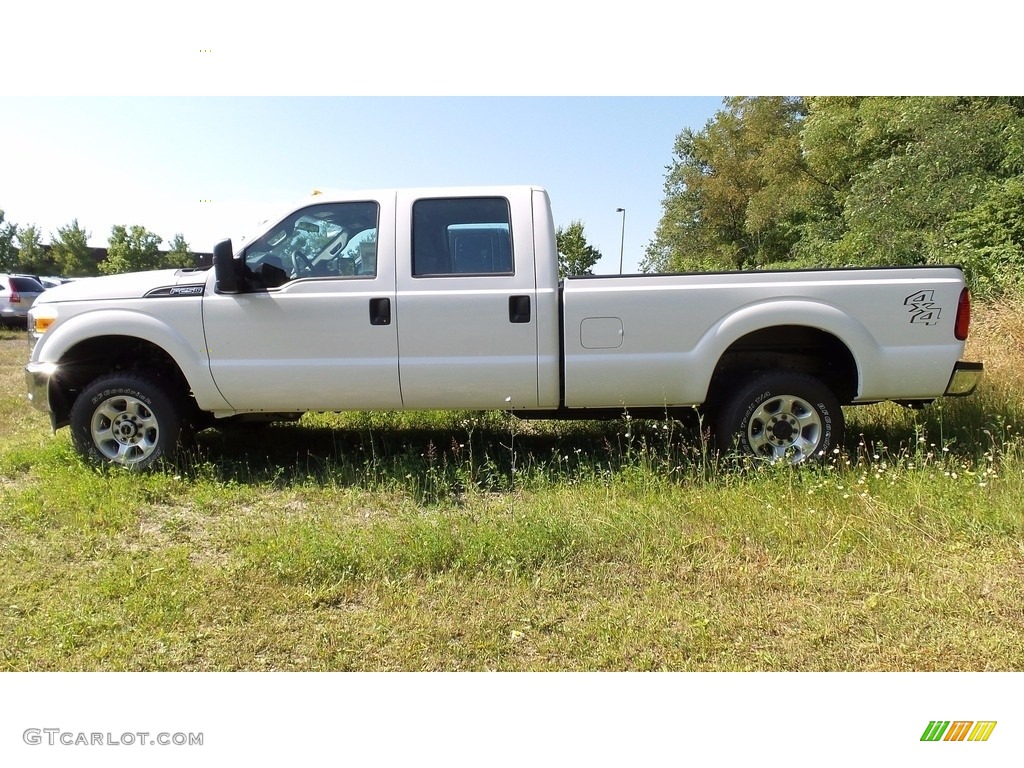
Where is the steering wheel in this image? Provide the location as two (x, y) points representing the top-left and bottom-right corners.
(292, 246), (315, 274)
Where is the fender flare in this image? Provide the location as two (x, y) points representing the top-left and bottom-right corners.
(36, 308), (231, 411)
(690, 297), (881, 402)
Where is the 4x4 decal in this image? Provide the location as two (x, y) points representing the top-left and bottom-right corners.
(905, 290), (942, 325)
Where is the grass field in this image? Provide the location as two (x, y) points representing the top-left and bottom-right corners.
(1, 298), (1022, 671)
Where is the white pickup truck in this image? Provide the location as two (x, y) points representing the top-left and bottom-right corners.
(25, 185), (983, 469)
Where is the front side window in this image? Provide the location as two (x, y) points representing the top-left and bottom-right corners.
(242, 201), (379, 288)
(412, 197), (513, 277)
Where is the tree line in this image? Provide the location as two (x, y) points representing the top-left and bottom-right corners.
(643, 97), (1024, 297)
(0, 213), (193, 277)
(2, 206), (602, 281)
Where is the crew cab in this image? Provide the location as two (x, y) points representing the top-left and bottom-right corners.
(25, 185), (983, 468)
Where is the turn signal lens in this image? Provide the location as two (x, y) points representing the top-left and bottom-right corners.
(31, 307), (58, 335)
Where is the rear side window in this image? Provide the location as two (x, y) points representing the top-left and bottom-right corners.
(11, 277), (44, 292)
(412, 197), (513, 276)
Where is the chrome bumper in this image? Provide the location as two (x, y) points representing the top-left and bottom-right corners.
(25, 362), (56, 413)
(945, 361), (984, 396)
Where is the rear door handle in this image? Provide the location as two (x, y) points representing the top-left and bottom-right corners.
(509, 295), (531, 323)
(369, 297), (391, 325)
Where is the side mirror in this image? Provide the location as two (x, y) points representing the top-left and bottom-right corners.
(213, 239), (240, 294)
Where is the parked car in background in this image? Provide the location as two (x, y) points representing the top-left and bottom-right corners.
(1, 274), (46, 328)
(39, 276), (74, 290)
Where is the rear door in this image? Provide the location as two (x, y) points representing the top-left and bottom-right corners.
(394, 192), (540, 409)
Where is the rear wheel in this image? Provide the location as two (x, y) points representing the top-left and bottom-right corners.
(70, 373), (186, 470)
(715, 371), (843, 464)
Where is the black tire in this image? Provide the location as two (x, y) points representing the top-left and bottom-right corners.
(70, 373), (185, 470)
(714, 371), (843, 464)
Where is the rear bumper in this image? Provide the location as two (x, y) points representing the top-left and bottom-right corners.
(944, 361), (984, 396)
(1, 308), (29, 325)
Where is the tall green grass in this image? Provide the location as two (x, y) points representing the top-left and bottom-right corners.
(2, 298), (1023, 670)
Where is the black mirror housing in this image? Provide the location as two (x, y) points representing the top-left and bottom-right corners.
(213, 239), (240, 294)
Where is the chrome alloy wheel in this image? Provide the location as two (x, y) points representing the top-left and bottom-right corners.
(746, 394), (823, 463)
(90, 394), (161, 465)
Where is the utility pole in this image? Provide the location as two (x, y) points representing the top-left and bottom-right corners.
(616, 207), (626, 274)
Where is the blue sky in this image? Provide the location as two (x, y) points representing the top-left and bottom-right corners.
(0, 97), (722, 274)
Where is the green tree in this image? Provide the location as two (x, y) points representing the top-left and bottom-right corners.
(945, 175), (1024, 297)
(555, 220), (602, 278)
(646, 96), (1024, 294)
(163, 233), (193, 269)
(800, 97), (1023, 268)
(101, 225), (163, 275)
(15, 224), (51, 275)
(0, 209), (19, 272)
(643, 97), (814, 273)
(50, 219), (97, 277)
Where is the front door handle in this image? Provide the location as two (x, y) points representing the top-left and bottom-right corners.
(369, 297), (391, 326)
(509, 295), (531, 323)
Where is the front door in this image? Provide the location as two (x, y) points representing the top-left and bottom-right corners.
(203, 196), (402, 412)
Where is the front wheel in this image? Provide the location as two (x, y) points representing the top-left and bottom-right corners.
(70, 373), (186, 470)
(714, 371), (843, 464)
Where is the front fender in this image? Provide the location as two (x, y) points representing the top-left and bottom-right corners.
(33, 307), (231, 412)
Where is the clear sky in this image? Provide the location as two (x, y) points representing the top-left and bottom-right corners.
(0, 97), (722, 274)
